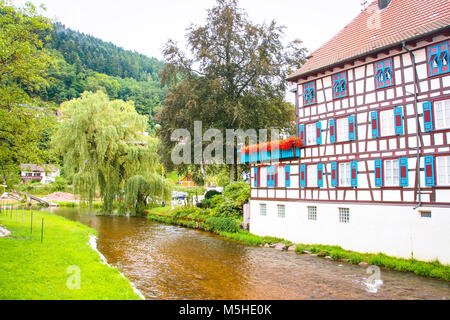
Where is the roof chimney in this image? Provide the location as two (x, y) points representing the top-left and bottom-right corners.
(378, 0), (392, 10)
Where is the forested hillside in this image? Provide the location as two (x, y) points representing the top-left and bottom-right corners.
(38, 23), (166, 128)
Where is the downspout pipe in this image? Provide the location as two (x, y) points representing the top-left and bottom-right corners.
(402, 41), (422, 209)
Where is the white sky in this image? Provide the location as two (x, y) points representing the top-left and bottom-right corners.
(13, 0), (364, 60)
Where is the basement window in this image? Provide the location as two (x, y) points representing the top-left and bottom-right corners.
(420, 211), (432, 219)
(277, 205), (286, 218)
(339, 208), (350, 223)
(260, 204), (267, 217)
(308, 206), (317, 221)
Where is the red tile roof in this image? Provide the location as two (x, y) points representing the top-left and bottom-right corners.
(288, 0), (450, 81)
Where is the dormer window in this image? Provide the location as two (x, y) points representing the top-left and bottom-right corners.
(303, 81), (316, 106)
(428, 42), (450, 77)
(332, 72), (347, 99)
(374, 58), (393, 89)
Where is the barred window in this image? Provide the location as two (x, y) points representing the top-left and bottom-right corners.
(339, 208), (350, 223)
(308, 206), (317, 221)
(277, 205), (286, 218)
(260, 204), (267, 216)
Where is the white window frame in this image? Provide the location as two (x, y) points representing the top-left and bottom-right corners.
(278, 165), (285, 188)
(277, 205), (286, 218)
(384, 159), (400, 187)
(260, 167), (267, 188)
(380, 108), (395, 137)
(336, 117), (349, 142)
(308, 206), (317, 221)
(306, 123), (317, 146)
(437, 156), (450, 186)
(339, 208), (350, 224)
(339, 162), (351, 187)
(260, 204), (267, 216)
(307, 164), (317, 188)
(434, 99), (450, 130)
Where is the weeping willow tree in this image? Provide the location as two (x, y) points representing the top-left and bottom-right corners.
(53, 91), (170, 215)
(125, 175), (171, 216)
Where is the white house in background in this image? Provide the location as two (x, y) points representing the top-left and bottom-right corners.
(20, 164), (60, 184)
(242, 0), (450, 264)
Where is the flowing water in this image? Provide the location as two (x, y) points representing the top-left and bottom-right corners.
(48, 207), (449, 300)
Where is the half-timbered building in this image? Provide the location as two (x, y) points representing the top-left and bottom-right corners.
(242, 0), (450, 263)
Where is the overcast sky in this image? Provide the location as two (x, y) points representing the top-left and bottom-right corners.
(13, 0), (364, 60)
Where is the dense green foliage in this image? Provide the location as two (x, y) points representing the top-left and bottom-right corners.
(0, 210), (142, 299)
(158, 0), (306, 180)
(48, 23), (164, 81)
(53, 91), (168, 214)
(0, 1), (57, 185)
(200, 181), (250, 217)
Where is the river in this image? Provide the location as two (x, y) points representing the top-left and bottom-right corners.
(47, 207), (449, 300)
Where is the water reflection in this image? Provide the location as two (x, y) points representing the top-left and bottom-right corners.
(48, 207), (450, 300)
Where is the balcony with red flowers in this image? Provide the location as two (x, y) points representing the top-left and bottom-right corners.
(238, 137), (304, 164)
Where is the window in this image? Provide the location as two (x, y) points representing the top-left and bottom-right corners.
(336, 118), (349, 142)
(380, 109), (395, 137)
(260, 167), (267, 188)
(374, 59), (393, 89)
(434, 99), (450, 130)
(277, 205), (286, 218)
(306, 123), (317, 146)
(278, 165), (286, 188)
(437, 156), (450, 186)
(428, 42), (449, 77)
(339, 208), (350, 223)
(303, 81), (316, 106)
(339, 163), (351, 187)
(307, 165), (317, 187)
(333, 72), (347, 99)
(260, 204), (267, 216)
(384, 159), (400, 187)
(308, 206), (317, 221)
(420, 211), (432, 218)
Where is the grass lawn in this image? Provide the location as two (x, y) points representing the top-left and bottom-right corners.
(0, 209), (142, 300)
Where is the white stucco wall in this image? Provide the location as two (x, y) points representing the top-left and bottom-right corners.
(250, 200), (450, 265)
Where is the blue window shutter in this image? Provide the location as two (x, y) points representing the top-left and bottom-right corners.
(423, 102), (434, 132)
(399, 158), (409, 187)
(375, 159), (383, 187)
(316, 121), (322, 145)
(351, 161), (358, 187)
(331, 162), (338, 187)
(300, 165), (306, 188)
(254, 167), (259, 188)
(371, 111), (380, 138)
(329, 119), (336, 143)
(299, 124), (306, 143)
(266, 167), (271, 188)
(424, 156), (435, 187)
(428, 42), (450, 77)
(348, 115), (356, 141)
(285, 165), (291, 188)
(317, 163), (324, 188)
(394, 106), (404, 135)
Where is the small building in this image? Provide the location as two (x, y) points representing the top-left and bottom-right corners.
(20, 164), (60, 184)
(242, 0), (450, 264)
(178, 174), (196, 188)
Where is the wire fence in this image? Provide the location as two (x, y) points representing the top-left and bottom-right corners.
(0, 200), (45, 243)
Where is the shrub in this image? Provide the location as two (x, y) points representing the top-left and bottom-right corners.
(213, 198), (241, 218)
(204, 190), (222, 200)
(205, 217), (240, 233)
(223, 181), (250, 206)
(53, 177), (68, 192)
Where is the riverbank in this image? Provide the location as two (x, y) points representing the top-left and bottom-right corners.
(147, 207), (450, 282)
(0, 209), (142, 300)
